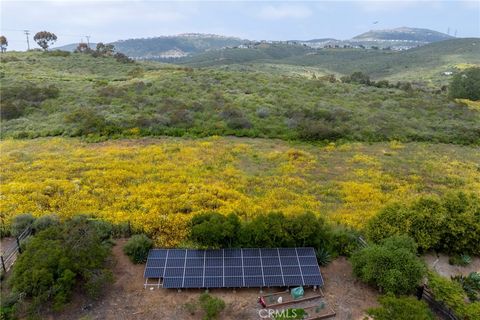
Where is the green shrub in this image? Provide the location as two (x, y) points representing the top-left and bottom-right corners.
(0, 82), (59, 120)
(367, 294), (434, 320)
(367, 192), (480, 255)
(449, 254), (472, 266)
(426, 272), (480, 318)
(9, 216), (111, 314)
(238, 212), (330, 249)
(452, 272), (480, 302)
(123, 234), (153, 264)
(0, 292), (20, 320)
(350, 235), (426, 295)
(83, 269), (114, 300)
(366, 197), (445, 252)
(90, 219), (113, 241)
(315, 248), (331, 266)
(326, 226), (360, 257)
(32, 214), (60, 233)
(44, 50), (71, 57)
(439, 192), (480, 255)
(449, 67), (480, 101)
(190, 212), (240, 248)
(10, 213), (35, 237)
(199, 293), (225, 320)
(184, 300), (198, 315)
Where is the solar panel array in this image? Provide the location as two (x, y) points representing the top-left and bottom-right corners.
(144, 247), (323, 289)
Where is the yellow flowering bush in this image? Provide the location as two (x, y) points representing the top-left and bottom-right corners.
(1, 137), (479, 245)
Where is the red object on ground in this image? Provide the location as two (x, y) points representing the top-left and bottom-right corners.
(258, 296), (267, 308)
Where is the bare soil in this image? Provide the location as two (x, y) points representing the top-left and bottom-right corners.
(51, 241), (378, 320)
(423, 253), (480, 278)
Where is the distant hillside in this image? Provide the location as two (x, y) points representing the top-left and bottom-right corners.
(353, 27), (454, 43)
(1, 51), (479, 145)
(56, 33), (246, 59)
(179, 38), (480, 82)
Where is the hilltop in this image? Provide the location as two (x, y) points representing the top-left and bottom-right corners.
(56, 33), (246, 59)
(353, 27), (453, 43)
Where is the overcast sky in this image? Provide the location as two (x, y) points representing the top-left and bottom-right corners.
(1, 0), (479, 51)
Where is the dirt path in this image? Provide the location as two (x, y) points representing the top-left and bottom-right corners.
(53, 241), (378, 320)
(321, 257), (379, 320)
(424, 253), (480, 278)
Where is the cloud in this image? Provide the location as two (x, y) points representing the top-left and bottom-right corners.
(257, 4), (312, 20)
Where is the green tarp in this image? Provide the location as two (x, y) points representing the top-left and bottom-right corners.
(290, 286), (304, 299)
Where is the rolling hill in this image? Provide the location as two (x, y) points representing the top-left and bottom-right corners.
(56, 33), (247, 59)
(177, 38), (480, 82)
(55, 28), (454, 60)
(353, 27), (453, 43)
(1, 51), (479, 145)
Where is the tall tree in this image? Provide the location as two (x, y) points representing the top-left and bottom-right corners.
(75, 42), (91, 53)
(0, 35), (7, 53)
(33, 31), (57, 51)
(96, 42), (115, 56)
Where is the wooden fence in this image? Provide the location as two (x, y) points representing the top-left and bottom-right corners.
(1, 226), (32, 275)
(422, 287), (459, 320)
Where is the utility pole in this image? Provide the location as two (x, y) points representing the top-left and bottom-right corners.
(86, 35), (91, 48)
(24, 30), (30, 50)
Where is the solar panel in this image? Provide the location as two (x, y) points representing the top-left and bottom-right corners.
(144, 267), (163, 278)
(187, 258), (203, 266)
(242, 248), (260, 257)
(144, 247), (324, 289)
(224, 257), (242, 266)
(301, 265), (320, 275)
(205, 258), (222, 267)
(166, 258), (185, 268)
(244, 266), (262, 276)
(204, 277), (223, 288)
(244, 276), (264, 287)
(224, 267), (242, 276)
(225, 276), (243, 287)
(149, 249), (168, 259)
(262, 257), (280, 266)
(205, 267), (223, 277)
(223, 249), (241, 257)
(263, 266), (281, 276)
(185, 268), (203, 277)
(146, 258), (165, 268)
(184, 277), (203, 288)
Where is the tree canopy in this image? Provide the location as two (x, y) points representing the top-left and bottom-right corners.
(33, 31), (58, 50)
(449, 67), (480, 101)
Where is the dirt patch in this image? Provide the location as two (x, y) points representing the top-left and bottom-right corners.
(51, 242), (378, 320)
(423, 253), (480, 278)
(321, 257), (379, 320)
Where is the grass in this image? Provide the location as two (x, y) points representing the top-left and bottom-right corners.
(1, 51), (479, 145)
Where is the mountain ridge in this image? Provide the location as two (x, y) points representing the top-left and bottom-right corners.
(55, 27), (456, 59)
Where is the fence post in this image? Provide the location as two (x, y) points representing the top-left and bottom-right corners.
(16, 237), (22, 254)
(1, 256), (6, 272)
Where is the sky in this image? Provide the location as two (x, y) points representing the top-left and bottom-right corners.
(1, 0), (479, 51)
